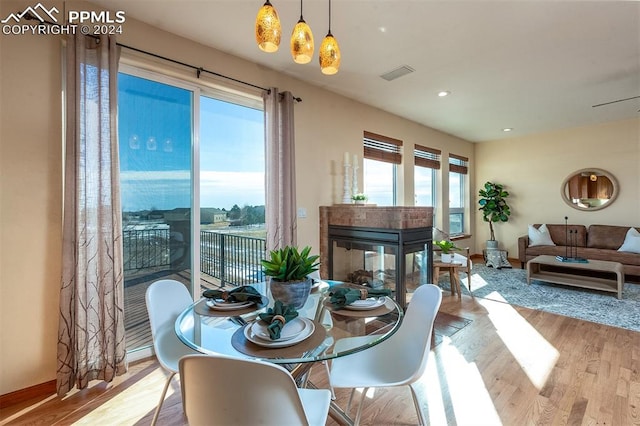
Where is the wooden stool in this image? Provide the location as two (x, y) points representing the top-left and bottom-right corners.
(433, 261), (464, 297)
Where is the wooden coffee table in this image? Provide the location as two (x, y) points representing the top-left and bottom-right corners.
(527, 255), (624, 299)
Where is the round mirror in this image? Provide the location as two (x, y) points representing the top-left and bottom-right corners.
(561, 168), (618, 211)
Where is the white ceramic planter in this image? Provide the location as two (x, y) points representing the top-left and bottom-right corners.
(440, 253), (453, 263)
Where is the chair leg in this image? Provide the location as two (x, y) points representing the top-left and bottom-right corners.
(346, 388), (356, 413)
(353, 387), (369, 426)
(151, 371), (176, 426)
(409, 384), (426, 426)
(323, 361), (336, 400)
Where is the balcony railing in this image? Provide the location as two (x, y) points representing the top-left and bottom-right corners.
(200, 231), (266, 287)
(123, 228), (171, 271)
(123, 228), (266, 287)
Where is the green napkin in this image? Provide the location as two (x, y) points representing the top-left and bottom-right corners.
(258, 300), (299, 340)
(329, 287), (392, 308)
(202, 286), (263, 304)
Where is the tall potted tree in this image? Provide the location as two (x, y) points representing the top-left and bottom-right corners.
(478, 181), (511, 249)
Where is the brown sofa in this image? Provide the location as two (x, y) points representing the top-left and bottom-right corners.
(518, 224), (640, 277)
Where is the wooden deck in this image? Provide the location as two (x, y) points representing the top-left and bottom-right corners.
(124, 270), (221, 351)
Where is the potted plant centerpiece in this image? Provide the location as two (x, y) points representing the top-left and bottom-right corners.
(352, 193), (368, 205)
(478, 181), (511, 250)
(261, 245), (320, 309)
(435, 240), (459, 263)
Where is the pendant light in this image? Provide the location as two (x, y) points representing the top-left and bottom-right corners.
(319, 0), (340, 75)
(290, 0), (314, 64)
(255, 0), (281, 53)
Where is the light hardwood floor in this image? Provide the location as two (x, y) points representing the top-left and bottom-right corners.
(2, 291), (639, 425)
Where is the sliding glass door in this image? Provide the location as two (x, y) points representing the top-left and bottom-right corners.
(117, 68), (266, 353)
(118, 72), (195, 351)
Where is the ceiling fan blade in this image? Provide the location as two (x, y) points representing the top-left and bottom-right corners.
(592, 95), (640, 108)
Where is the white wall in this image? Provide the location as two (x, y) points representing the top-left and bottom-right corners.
(0, 0), (474, 394)
(474, 118), (640, 258)
(0, 0), (64, 396)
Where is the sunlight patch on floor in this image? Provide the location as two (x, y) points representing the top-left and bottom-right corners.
(71, 368), (172, 425)
(479, 294), (559, 390)
(469, 272), (490, 290)
(420, 355), (448, 426)
(437, 336), (503, 425)
(416, 338), (501, 425)
(353, 386), (376, 400)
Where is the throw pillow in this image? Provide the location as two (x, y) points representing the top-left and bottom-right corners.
(618, 227), (640, 254)
(528, 224), (556, 247)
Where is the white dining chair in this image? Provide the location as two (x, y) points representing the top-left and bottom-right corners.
(145, 279), (200, 426)
(328, 283), (443, 425)
(179, 354), (332, 426)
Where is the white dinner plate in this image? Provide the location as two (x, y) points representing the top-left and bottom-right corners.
(344, 297), (387, 311)
(206, 299), (254, 311)
(244, 317), (315, 348)
(251, 317), (307, 341)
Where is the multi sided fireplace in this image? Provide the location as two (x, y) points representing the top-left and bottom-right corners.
(319, 206), (433, 308)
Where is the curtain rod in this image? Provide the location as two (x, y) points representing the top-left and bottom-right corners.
(25, 13), (302, 102)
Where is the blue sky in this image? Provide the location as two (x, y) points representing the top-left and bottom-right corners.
(118, 73), (265, 212)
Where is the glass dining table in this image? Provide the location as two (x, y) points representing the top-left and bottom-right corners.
(174, 281), (404, 424)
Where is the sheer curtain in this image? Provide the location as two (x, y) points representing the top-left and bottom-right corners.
(264, 88), (297, 251)
(57, 34), (127, 395)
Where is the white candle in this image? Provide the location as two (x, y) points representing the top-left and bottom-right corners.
(353, 154), (358, 168)
(344, 152), (350, 165)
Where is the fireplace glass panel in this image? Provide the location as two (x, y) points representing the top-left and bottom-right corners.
(327, 225), (432, 308)
(332, 241), (399, 293)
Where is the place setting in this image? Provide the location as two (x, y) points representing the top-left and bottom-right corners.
(231, 300), (326, 357)
(194, 286), (268, 317)
(323, 286), (395, 318)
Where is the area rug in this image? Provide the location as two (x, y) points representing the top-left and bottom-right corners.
(438, 265), (640, 332)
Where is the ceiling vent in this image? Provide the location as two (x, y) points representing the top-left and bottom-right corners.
(380, 65), (415, 81)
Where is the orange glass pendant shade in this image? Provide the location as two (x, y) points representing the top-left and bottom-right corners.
(255, 0), (281, 53)
(319, 32), (340, 75)
(291, 19), (314, 64)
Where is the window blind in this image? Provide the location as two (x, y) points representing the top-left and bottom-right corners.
(363, 131), (403, 165)
(449, 153), (468, 174)
(414, 144), (441, 169)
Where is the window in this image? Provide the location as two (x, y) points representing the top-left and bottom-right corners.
(118, 67), (265, 353)
(199, 95), (266, 287)
(449, 154), (468, 235)
(414, 144), (440, 207)
(363, 131), (402, 206)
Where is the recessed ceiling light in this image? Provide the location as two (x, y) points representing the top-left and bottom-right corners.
(502, 128), (513, 132)
(437, 91), (450, 97)
(378, 26), (387, 33)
